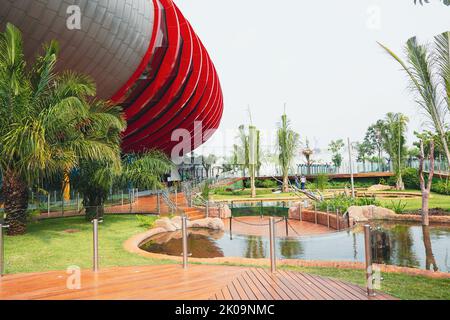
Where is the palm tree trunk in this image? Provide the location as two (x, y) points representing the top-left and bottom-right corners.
(439, 132), (450, 169)
(2, 170), (29, 235)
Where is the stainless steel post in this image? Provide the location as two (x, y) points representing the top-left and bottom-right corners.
(336, 209), (340, 231)
(269, 217), (276, 273)
(229, 216), (233, 240)
(121, 191), (124, 206)
(314, 203), (318, 224)
(364, 225), (375, 296)
(285, 217), (289, 236)
(157, 192), (161, 214)
(0, 224), (8, 276)
(47, 193), (51, 216)
(77, 192), (80, 212)
(182, 216), (188, 269)
(327, 205), (330, 229)
(93, 218), (99, 272)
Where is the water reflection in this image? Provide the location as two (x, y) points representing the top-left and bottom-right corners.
(422, 225), (438, 272)
(140, 222), (450, 272)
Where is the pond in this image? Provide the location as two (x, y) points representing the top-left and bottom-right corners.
(140, 222), (450, 272)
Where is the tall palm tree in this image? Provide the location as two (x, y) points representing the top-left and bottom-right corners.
(0, 23), (125, 234)
(379, 36), (450, 167)
(277, 113), (300, 193)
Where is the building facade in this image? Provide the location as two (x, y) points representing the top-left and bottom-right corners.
(0, 0), (223, 154)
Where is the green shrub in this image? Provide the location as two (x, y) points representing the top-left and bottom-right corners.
(316, 195), (380, 213)
(387, 200), (407, 214)
(136, 215), (158, 228)
(258, 179), (278, 189)
(315, 174), (329, 191)
(432, 179), (450, 195)
(402, 168), (420, 189)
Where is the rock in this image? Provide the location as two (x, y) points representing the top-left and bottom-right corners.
(189, 218), (225, 231)
(348, 205), (397, 222)
(170, 216), (182, 230)
(208, 205), (232, 219)
(367, 184), (393, 192)
(154, 217), (177, 232)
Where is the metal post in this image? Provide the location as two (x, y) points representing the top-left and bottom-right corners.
(182, 216), (188, 269)
(229, 216), (233, 240)
(61, 194), (64, 217)
(77, 192), (80, 212)
(364, 225), (375, 296)
(336, 209), (340, 231)
(136, 188), (139, 202)
(54, 190), (57, 204)
(314, 203), (318, 224)
(260, 201), (263, 219)
(269, 217), (276, 273)
(121, 191), (124, 206)
(348, 137), (355, 198)
(93, 218), (99, 272)
(47, 193), (51, 216)
(157, 192), (161, 215)
(0, 224), (9, 276)
(285, 216), (289, 236)
(327, 205), (330, 229)
(299, 203), (303, 221)
(129, 190), (133, 213)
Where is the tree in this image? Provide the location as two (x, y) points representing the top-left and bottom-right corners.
(301, 138), (314, 175)
(277, 113), (300, 192)
(379, 35), (450, 168)
(356, 141), (373, 172)
(328, 139), (345, 170)
(418, 139), (435, 226)
(201, 154), (217, 178)
(234, 125), (258, 197)
(0, 24), (116, 234)
(380, 113), (409, 190)
(364, 120), (385, 169)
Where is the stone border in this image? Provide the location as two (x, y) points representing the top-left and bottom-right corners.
(123, 226), (450, 280)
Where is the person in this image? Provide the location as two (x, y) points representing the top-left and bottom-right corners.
(300, 175), (307, 190)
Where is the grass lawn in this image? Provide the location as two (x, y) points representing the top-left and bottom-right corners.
(378, 191), (450, 212)
(3, 215), (173, 274)
(279, 265), (450, 300)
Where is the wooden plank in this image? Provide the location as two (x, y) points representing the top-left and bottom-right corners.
(250, 268), (289, 300)
(258, 268), (300, 300)
(244, 269), (277, 300)
(240, 271), (265, 300)
(235, 275), (258, 300)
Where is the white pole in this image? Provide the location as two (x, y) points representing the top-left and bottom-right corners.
(348, 137), (355, 198)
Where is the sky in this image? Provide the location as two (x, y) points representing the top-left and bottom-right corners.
(176, 0), (450, 161)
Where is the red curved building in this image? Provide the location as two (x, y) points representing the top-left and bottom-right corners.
(0, 0), (223, 155)
(113, 0), (223, 154)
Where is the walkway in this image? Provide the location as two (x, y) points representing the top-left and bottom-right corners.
(0, 265), (394, 300)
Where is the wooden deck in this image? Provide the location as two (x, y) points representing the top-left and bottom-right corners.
(0, 264), (394, 300)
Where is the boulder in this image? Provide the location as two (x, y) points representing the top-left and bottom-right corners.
(189, 218), (225, 231)
(367, 184), (394, 192)
(348, 205), (397, 222)
(154, 217), (177, 232)
(170, 216), (182, 230)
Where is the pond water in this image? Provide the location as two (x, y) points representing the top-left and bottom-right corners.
(140, 222), (450, 272)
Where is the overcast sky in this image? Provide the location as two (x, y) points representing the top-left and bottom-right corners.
(176, 0), (450, 159)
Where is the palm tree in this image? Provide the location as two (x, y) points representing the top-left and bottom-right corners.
(75, 149), (172, 220)
(379, 36), (450, 168)
(0, 24), (117, 234)
(277, 113), (300, 193)
(380, 113), (409, 190)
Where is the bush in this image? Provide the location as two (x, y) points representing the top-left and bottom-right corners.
(432, 179), (450, 195)
(402, 168), (420, 190)
(315, 174), (329, 191)
(316, 195), (380, 214)
(244, 179), (278, 189)
(386, 200), (407, 214)
(136, 215), (158, 228)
